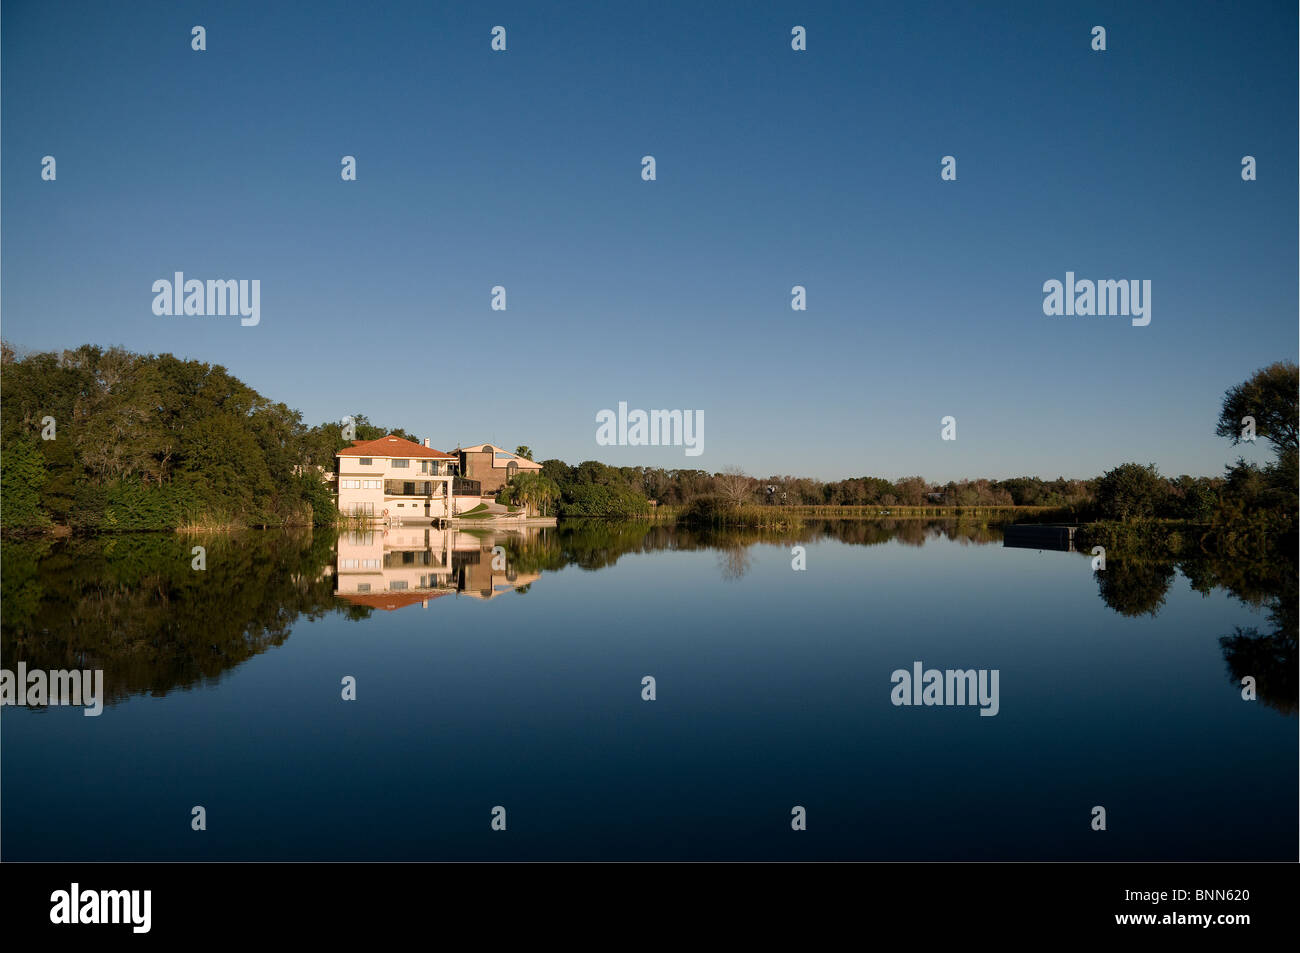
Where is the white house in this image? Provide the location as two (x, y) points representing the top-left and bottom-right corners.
(335, 434), (459, 521)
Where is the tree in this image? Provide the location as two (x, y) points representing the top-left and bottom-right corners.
(0, 342), (423, 529)
(514, 446), (533, 461)
(893, 476), (928, 506)
(1094, 463), (1168, 521)
(1216, 360), (1298, 458)
(538, 458), (572, 485)
(502, 471), (559, 517)
(714, 467), (754, 507)
(1, 435), (50, 528)
(1168, 474), (1219, 522)
(559, 483), (650, 518)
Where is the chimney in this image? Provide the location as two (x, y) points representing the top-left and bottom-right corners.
(423, 437), (430, 448)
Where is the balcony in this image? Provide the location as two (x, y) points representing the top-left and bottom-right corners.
(384, 480), (442, 497)
(452, 477), (481, 497)
(383, 551), (444, 568)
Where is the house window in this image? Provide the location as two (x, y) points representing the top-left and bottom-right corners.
(392, 459), (409, 468)
(391, 581), (408, 591)
(359, 457), (372, 465)
(356, 583), (371, 593)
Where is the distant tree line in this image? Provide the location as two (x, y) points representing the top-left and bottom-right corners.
(532, 457), (1217, 521)
(532, 361), (1296, 537)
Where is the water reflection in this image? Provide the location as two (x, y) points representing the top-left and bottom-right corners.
(1088, 540), (1296, 713)
(1, 530), (337, 707)
(331, 526), (540, 611)
(2, 518), (1292, 713)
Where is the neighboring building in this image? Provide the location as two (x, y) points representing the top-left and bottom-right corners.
(453, 444), (543, 495)
(335, 434), (460, 520)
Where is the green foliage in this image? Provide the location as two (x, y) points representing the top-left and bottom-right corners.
(1, 435), (50, 529)
(1167, 474), (1219, 522)
(0, 343), (414, 530)
(678, 495), (726, 524)
(297, 472), (338, 526)
(499, 471), (560, 516)
(538, 458), (572, 485)
(1215, 360), (1298, 456)
(559, 482), (650, 518)
(679, 495), (802, 529)
(1094, 463), (1169, 521)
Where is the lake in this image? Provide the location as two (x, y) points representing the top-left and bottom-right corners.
(2, 519), (1294, 860)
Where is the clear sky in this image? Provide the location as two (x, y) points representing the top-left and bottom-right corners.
(2, 0), (1295, 480)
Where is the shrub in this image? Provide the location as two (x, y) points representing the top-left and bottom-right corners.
(559, 483), (650, 518)
(1094, 463), (1168, 521)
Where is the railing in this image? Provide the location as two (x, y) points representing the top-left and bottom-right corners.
(384, 551), (443, 568)
(452, 477), (481, 496)
(384, 481), (441, 496)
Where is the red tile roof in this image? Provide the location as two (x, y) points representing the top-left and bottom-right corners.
(336, 434), (456, 459)
(338, 590), (450, 611)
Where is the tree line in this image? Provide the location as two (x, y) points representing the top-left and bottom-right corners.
(0, 343), (409, 530)
(2, 343), (1294, 536)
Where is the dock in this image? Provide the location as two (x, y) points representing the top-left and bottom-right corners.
(1001, 524), (1078, 552)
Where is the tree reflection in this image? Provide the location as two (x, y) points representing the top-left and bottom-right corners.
(1094, 558), (1176, 617)
(1087, 543), (1296, 714)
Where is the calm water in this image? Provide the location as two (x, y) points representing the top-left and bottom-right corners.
(2, 520), (1294, 860)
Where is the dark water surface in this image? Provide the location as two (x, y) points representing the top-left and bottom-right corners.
(2, 520), (1294, 860)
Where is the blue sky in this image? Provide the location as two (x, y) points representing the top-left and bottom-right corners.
(2, 0), (1295, 480)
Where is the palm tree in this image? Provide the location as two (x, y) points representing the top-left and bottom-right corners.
(506, 472), (559, 517)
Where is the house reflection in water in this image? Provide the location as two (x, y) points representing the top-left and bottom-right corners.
(328, 526), (541, 610)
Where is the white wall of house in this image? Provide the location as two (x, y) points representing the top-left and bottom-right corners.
(337, 453), (456, 519)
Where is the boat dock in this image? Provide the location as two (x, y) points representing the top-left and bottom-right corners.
(1001, 524), (1078, 552)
